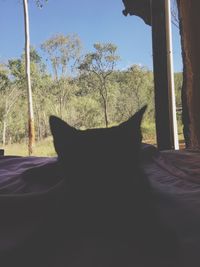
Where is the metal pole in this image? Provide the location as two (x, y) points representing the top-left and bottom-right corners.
(165, 0), (179, 149)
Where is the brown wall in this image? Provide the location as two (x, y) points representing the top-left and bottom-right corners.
(177, 1), (200, 148)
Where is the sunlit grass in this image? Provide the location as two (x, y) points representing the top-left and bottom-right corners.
(4, 137), (56, 157)
(3, 123), (185, 157)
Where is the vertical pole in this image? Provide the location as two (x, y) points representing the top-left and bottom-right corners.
(23, 0), (35, 155)
(151, 0), (178, 150)
(165, 0), (179, 149)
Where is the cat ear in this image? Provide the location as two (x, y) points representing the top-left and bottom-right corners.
(49, 115), (76, 138)
(49, 116), (76, 155)
(120, 105), (147, 129)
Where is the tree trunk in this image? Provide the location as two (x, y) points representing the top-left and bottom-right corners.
(103, 98), (108, 128)
(23, 0), (35, 155)
(99, 84), (108, 128)
(2, 120), (7, 146)
(177, 0), (200, 148)
(59, 96), (63, 119)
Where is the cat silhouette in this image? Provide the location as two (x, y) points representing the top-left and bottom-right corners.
(49, 105), (178, 266)
(50, 106), (148, 232)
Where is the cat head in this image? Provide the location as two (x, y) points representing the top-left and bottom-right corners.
(50, 106), (146, 178)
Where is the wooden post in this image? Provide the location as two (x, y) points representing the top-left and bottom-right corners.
(177, 1), (200, 149)
(122, 0), (179, 150)
(151, 0), (178, 150)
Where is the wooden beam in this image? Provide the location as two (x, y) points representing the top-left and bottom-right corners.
(177, 1), (200, 148)
(122, 0), (179, 150)
(151, 0), (178, 150)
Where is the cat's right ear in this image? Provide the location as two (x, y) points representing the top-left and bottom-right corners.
(49, 116), (76, 155)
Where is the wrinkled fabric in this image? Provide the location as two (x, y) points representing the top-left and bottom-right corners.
(0, 156), (65, 264)
(1, 146), (200, 266)
(0, 156), (60, 194)
(142, 147), (200, 267)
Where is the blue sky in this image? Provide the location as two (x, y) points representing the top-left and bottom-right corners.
(0, 0), (182, 72)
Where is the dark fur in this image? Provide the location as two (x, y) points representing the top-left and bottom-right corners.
(50, 106), (148, 235)
(49, 106), (178, 266)
(2, 107), (178, 267)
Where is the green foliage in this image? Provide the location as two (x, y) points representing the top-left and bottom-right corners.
(79, 43), (120, 74)
(174, 72), (182, 107)
(41, 33), (82, 78)
(0, 37), (183, 155)
(113, 65), (154, 123)
(174, 72), (183, 130)
(78, 42), (120, 127)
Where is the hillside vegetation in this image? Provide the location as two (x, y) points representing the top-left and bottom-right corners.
(0, 34), (183, 156)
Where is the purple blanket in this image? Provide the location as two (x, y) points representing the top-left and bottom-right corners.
(142, 148), (200, 267)
(0, 156), (60, 194)
(0, 156), (65, 266)
(1, 146), (200, 266)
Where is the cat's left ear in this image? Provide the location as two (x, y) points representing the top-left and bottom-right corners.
(120, 105), (147, 129)
(49, 115), (77, 155)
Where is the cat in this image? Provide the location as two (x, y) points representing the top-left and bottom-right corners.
(50, 106), (148, 234)
(49, 105), (179, 266)
(1, 106), (178, 267)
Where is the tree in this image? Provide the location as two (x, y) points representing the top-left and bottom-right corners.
(41, 34), (82, 119)
(23, 0), (35, 155)
(114, 65), (154, 123)
(22, 0), (48, 154)
(6, 47), (50, 143)
(171, 0), (179, 28)
(41, 33), (82, 79)
(0, 64), (21, 145)
(79, 43), (120, 127)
